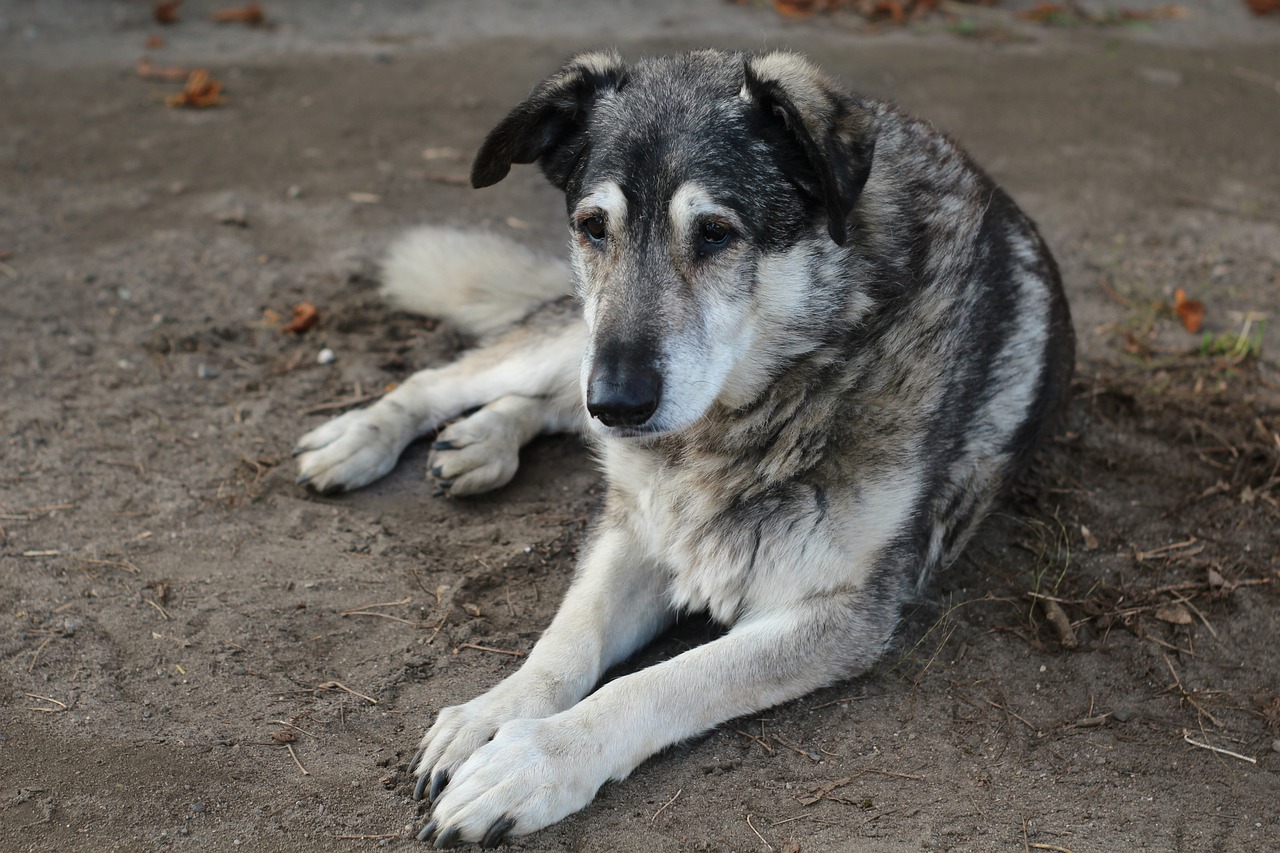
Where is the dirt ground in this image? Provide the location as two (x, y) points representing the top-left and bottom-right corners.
(2, 2), (1279, 852)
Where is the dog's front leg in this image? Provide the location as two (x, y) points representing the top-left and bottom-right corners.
(294, 314), (586, 493)
(419, 590), (899, 846)
(411, 525), (674, 814)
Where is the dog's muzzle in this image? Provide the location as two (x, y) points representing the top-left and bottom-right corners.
(586, 348), (662, 430)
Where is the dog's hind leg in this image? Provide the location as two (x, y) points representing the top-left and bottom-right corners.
(427, 391), (584, 496)
(294, 305), (585, 493)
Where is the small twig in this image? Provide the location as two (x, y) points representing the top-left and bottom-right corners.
(24, 693), (68, 710)
(426, 607), (452, 644)
(732, 728), (774, 753)
(1182, 731), (1257, 764)
(28, 636), (54, 672)
(1065, 713), (1111, 730)
(1163, 656), (1225, 728)
(144, 598), (172, 620)
(78, 558), (142, 574)
(1038, 597), (1079, 649)
(285, 742), (310, 775)
(770, 734), (820, 762)
(746, 814), (772, 851)
(340, 597), (411, 614)
(1030, 845), (1076, 853)
(455, 643), (524, 657)
(22, 550), (60, 557)
(1170, 591), (1219, 641)
(1134, 537), (1198, 562)
(341, 611), (416, 626)
(315, 680), (378, 705)
(334, 835), (400, 841)
(769, 813), (811, 827)
(272, 720), (316, 739)
(987, 700), (1037, 732)
(651, 788), (681, 822)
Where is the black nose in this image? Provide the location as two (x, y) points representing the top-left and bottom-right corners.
(586, 352), (662, 429)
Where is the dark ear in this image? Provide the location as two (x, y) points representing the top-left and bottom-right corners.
(744, 52), (877, 245)
(471, 51), (628, 191)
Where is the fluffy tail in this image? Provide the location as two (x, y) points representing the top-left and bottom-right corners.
(380, 226), (572, 338)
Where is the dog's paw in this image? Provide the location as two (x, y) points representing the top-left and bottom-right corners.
(410, 678), (563, 806)
(416, 717), (604, 847)
(427, 408), (522, 497)
(294, 406), (413, 493)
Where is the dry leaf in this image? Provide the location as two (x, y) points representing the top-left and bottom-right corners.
(154, 1), (181, 24)
(1173, 288), (1205, 334)
(212, 2), (266, 25)
(1019, 2), (1070, 22)
(869, 0), (908, 23)
(1246, 0), (1280, 15)
(281, 302), (320, 335)
(165, 70), (225, 108)
(136, 58), (189, 81)
(1154, 603), (1194, 625)
(774, 0), (818, 18)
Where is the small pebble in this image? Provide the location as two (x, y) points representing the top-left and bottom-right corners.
(1272, 739), (1280, 754)
(191, 802), (206, 813)
(197, 363), (219, 379)
(317, 348), (336, 365)
(1112, 708), (1130, 722)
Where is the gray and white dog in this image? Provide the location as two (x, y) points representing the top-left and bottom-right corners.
(294, 49), (1074, 847)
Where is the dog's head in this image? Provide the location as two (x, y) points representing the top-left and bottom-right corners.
(473, 50), (878, 437)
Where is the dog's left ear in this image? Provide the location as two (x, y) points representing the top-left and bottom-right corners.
(744, 52), (878, 246)
(472, 51), (628, 191)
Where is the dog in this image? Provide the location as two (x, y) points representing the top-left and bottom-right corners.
(293, 49), (1074, 848)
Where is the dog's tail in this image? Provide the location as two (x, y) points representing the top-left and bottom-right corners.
(380, 226), (571, 338)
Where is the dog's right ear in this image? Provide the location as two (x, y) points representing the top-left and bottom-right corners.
(471, 51), (628, 191)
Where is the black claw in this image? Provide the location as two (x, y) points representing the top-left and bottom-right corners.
(430, 465), (445, 478)
(480, 816), (515, 849)
(295, 473), (312, 486)
(291, 446), (307, 458)
(413, 771), (430, 802)
(431, 440), (455, 451)
(429, 769), (450, 803)
(435, 826), (463, 849)
(410, 746), (426, 774)
(417, 819), (438, 843)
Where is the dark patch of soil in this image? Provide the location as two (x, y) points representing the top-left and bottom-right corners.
(2, 10), (1278, 853)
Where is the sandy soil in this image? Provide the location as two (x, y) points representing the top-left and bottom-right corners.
(2, 3), (1278, 851)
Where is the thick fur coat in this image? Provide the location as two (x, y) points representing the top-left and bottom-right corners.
(293, 49), (1074, 848)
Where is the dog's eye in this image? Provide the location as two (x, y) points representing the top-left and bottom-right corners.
(580, 215), (607, 244)
(699, 220), (732, 249)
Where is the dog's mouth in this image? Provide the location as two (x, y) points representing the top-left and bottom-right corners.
(586, 417), (669, 440)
